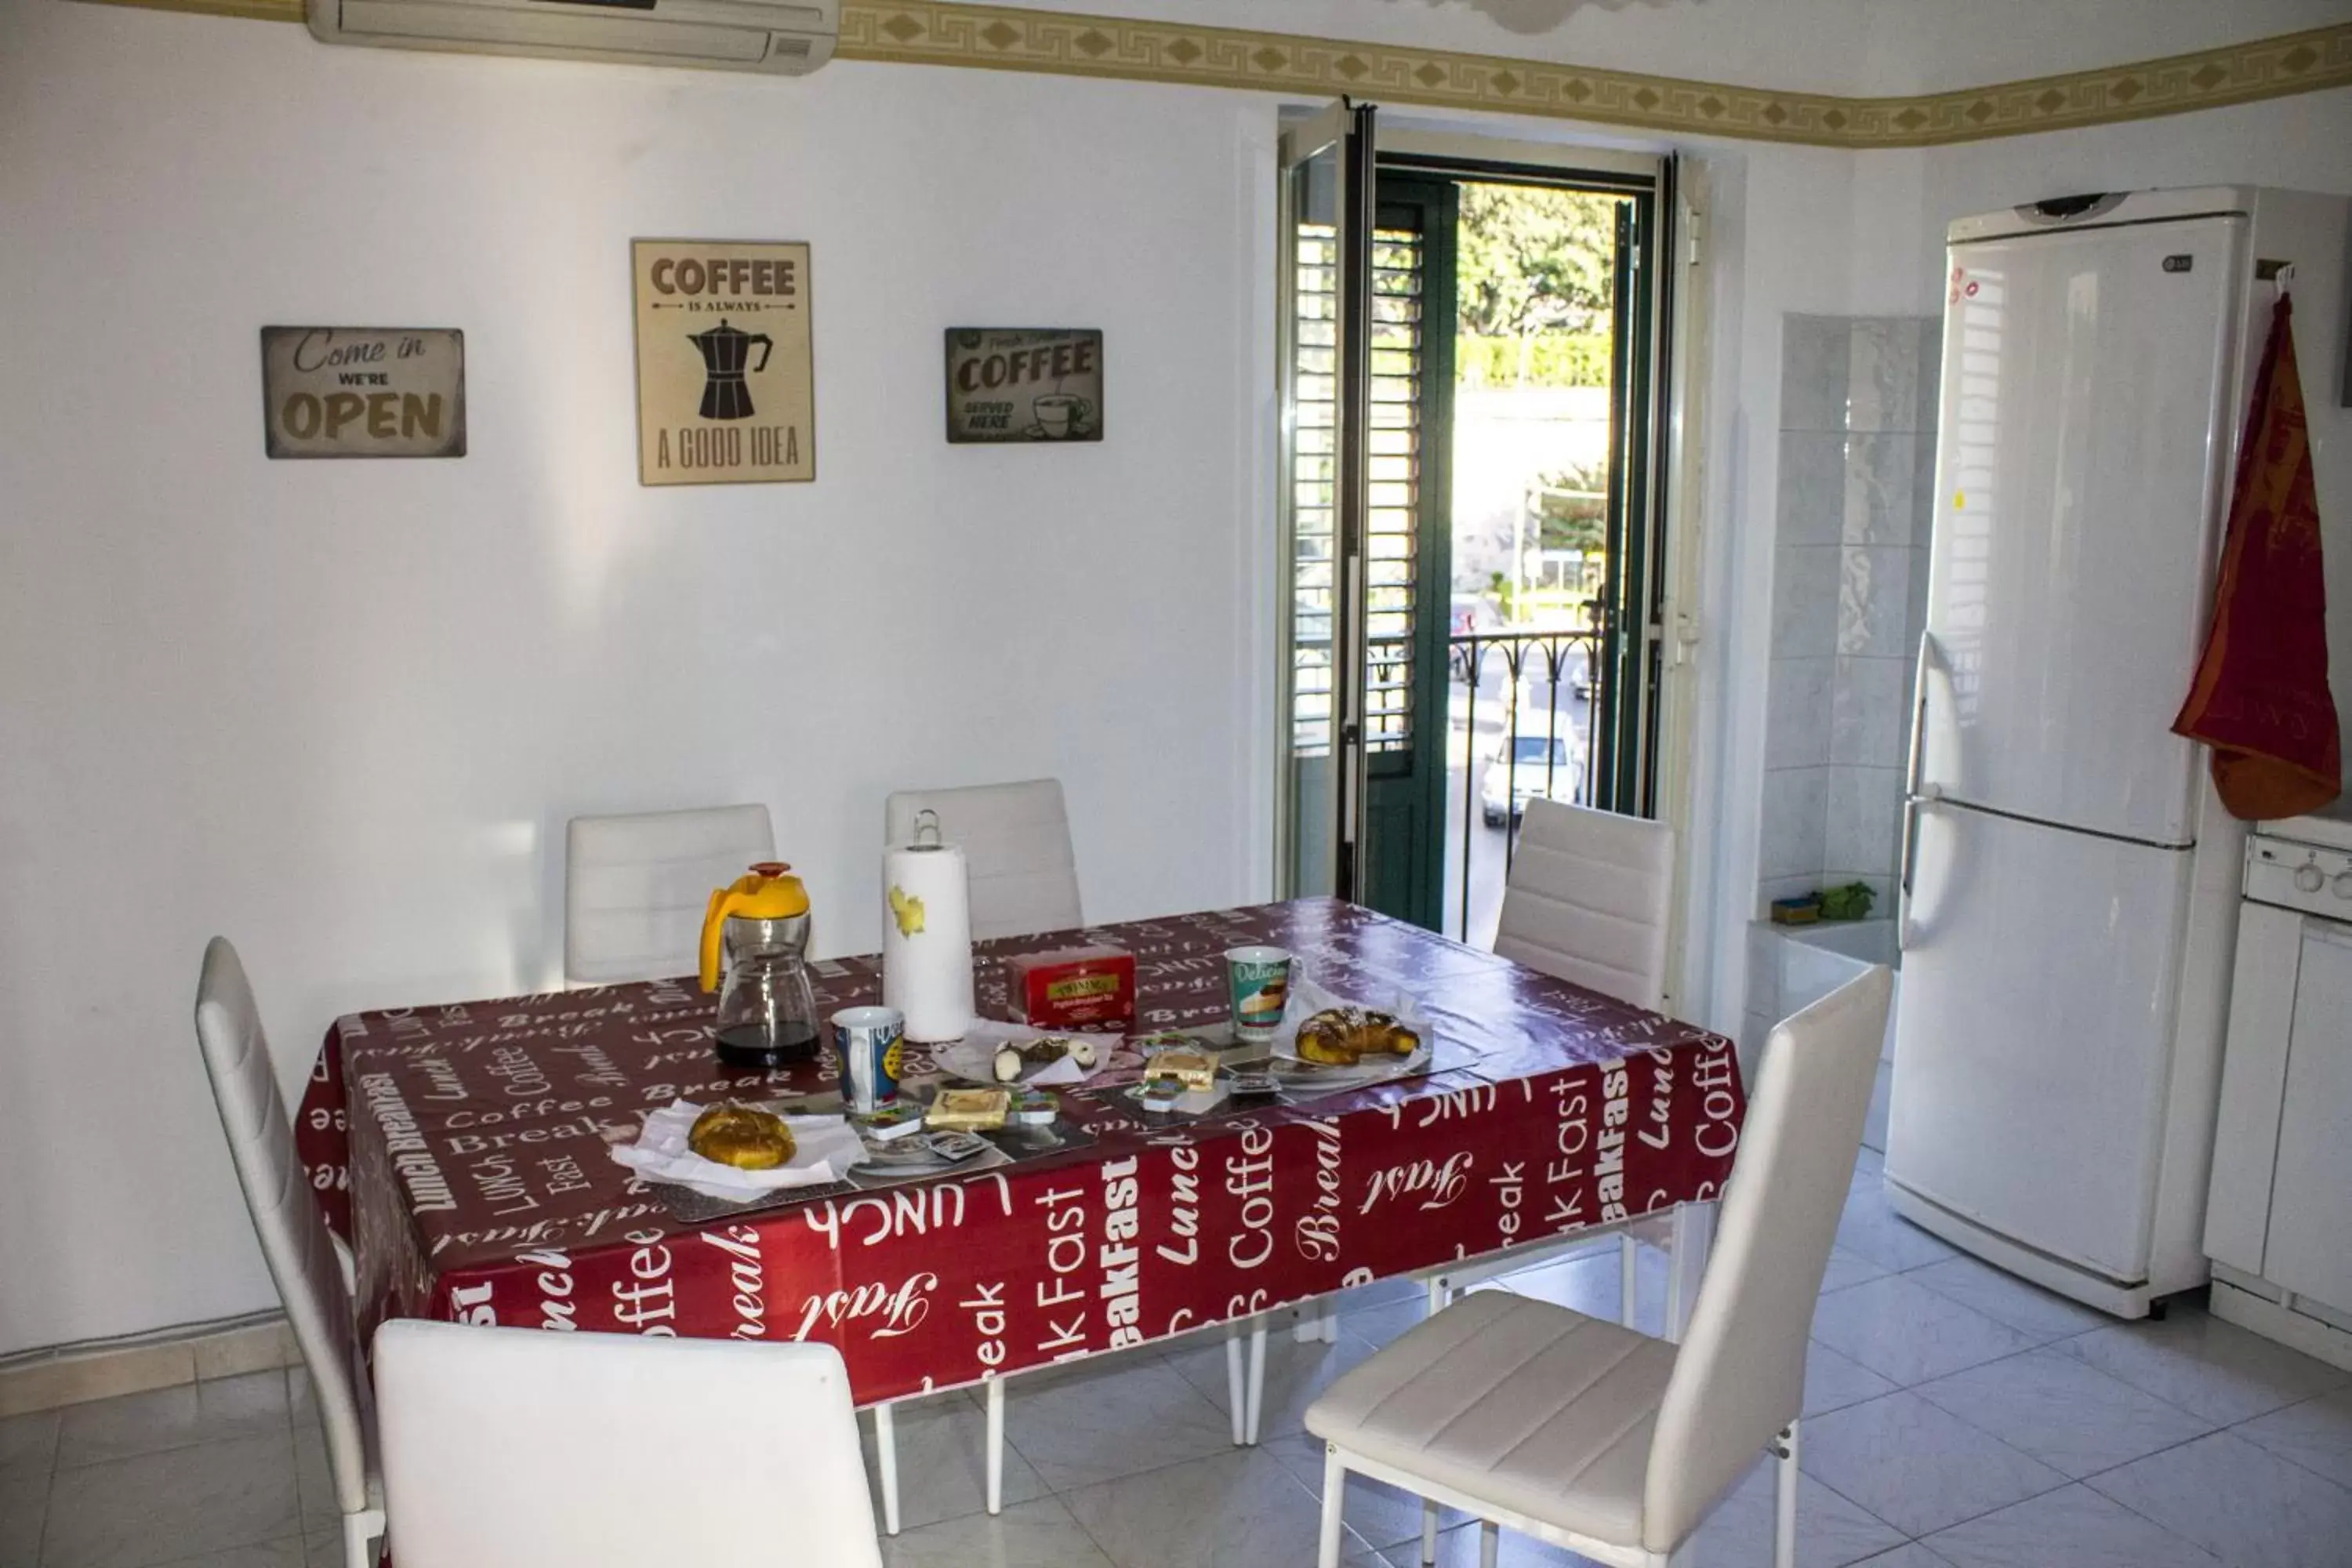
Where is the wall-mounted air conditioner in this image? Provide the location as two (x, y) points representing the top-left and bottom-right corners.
(307, 0), (837, 74)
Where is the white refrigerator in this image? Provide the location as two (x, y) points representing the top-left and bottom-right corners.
(1886, 187), (2351, 1318)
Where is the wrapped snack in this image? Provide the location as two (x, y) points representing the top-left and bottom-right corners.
(1007, 1088), (1059, 1126)
(1142, 1048), (1218, 1092)
(927, 1087), (1011, 1131)
(853, 1102), (928, 1143)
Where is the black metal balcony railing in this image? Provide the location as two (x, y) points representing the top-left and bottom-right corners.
(1446, 627), (1603, 943)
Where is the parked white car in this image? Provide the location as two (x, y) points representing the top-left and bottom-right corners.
(1479, 734), (1581, 826)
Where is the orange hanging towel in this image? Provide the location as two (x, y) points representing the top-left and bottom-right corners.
(2172, 293), (2341, 819)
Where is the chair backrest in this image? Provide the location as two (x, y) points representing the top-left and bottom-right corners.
(1641, 965), (1892, 1552)
(564, 804), (775, 985)
(374, 1319), (883, 1568)
(1491, 800), (1675, 1009)
(883, 779), (1081, 942)
(193, 937), (372, 1515)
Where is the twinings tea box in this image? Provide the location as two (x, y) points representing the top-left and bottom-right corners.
(1001, 946), (1137, 1032)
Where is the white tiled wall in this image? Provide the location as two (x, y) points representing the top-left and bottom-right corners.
(1759, 314), (1940, 919)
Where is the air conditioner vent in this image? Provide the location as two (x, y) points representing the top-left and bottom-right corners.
(310, 0), (836, 74)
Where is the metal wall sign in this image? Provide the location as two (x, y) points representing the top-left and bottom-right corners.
(260, 328), (466, 459)
(632, 238), (815, 486)
(944, 328), (1102, 444)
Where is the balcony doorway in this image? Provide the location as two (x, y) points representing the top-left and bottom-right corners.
(1276, 117), (1673, 942)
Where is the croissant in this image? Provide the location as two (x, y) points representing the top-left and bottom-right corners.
(1294, 1007), (1421, 1065)
(688, 1104), (795, 1170)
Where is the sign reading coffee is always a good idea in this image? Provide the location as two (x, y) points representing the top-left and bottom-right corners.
(632, 239), (815, 486)
(260, 328), (466, 459)
(945, 328), (1102, 444)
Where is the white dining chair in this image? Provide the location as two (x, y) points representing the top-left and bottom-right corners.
(1307, 966), (1893, 1568)
(373, 1319), (883, 1568)
(564, 804), (775, 985)
(1429, 800), (1679, 1323)
(884, 779), (1082, 942)
(194, 938), (385, 1568)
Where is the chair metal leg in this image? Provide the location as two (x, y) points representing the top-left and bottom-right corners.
(1421, 1499), (1439, 1565)
(1774, 1419), (1801, 1568)
(873, 1402), (900, 1536)
(1619, 1231), (1640, 1326)
(1244, 1316), (1269, 1444)
(1317, 1445), (1348, 1568)
(1664, 1201), (1716, 1343)
(1479, 1519), (1500, 1568)
(985, 1377), (1006, 1515)
(1225, 1324), (1247, 1445)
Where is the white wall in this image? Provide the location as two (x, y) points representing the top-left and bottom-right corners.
(0, 0), (1280, 1353)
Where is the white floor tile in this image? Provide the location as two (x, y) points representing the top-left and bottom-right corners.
(1817, 1250), (1889, 1298)
(0, 1414), (59, 1480)
(55, 1373), (288, 1471)
(998, 1356), (1236, 1492)
(1679, 1456), (1907, 1568)
(1861, 1062), (1890, 1152)
(1802, 1343), (1899, 1419)
(1799, 1392), (2066, 1537)
(1263, 1435), (1470, 1550)
(1809, 1275), (2036, 1385)
(2085, 1430), (2352, 1568)
(2059, 1305), (2351, 1426)
(1918, 1484), (2221, 1568)
(42, 1432), (300, 1568)
(1911, 1347), (2215, 1479)
(2232, 1385), (2352, 1490)
(1163, 1325), (1378, 1442)
(1357, 1521), (1608, 1566)
(1833, 1184), (1960, 1274)
(2, 1468), (45, 1568)
(1059, 1446), (1372, 1568)
(1847, 1548), (1955, 1568)
(139, 1541), (308, 1568)
(880, 1495), (1114, 1568)
(864, 1391), (1049, 1533)
(1903, 1257), (2111, 1344)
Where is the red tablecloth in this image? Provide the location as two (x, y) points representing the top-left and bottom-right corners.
(297, 899), (1743, 1406)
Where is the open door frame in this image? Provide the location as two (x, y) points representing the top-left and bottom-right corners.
(1274, 98), (1377, 902)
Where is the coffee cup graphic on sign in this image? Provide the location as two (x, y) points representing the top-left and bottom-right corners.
(1032, 392), (1094, 439)
(687, 318), (773, 420)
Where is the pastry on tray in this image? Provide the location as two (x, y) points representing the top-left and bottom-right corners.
(687, 1103), (796, 1170)
(991, 1034), (1099, 1082)
(1293, 1007), (1421, 1067)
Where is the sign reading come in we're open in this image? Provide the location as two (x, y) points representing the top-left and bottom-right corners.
(260, 327), (466, 459)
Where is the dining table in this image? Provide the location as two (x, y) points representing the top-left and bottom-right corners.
(294, 897), (1745, 1420)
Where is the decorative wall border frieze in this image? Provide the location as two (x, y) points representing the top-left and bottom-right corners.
(77, 0), (2352, 149)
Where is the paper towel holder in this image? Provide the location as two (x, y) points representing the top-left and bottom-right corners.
(910, 808), (946, 850)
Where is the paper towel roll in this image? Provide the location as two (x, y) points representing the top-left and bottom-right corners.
(882, 841), (976, 1042)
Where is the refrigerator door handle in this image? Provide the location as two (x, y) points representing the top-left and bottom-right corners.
(1900, 630), (1946, 953)
(1905, 629), (1944, 801)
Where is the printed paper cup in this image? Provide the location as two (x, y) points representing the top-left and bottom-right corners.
(1223, 946), (1294, 1040)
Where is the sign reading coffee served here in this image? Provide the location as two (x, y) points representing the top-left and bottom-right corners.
(945, 328), (1102, 445)
(632, 238), (815, 486)
(260, 328), (465, 459)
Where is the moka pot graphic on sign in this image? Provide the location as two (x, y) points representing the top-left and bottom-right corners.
(688, 319), (773, 419)
(632, 238), (815, 485)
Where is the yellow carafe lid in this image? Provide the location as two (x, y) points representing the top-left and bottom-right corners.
(699, 861), (810, 992)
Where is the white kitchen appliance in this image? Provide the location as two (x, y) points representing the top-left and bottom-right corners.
(1886, 187), (2351, 1318)
(307, 0), (836, 74)
(2205, 803), (2352, 1370)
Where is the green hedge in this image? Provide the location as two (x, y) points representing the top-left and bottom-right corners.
(1457, 332), (1612, 389)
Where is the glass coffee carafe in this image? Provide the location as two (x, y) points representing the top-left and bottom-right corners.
(699, 862), (821, 1069)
